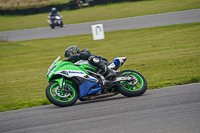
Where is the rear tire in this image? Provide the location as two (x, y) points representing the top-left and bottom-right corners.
(46, 81), (78, 107)
(115, 70), (147, 97)
(60, 21), (63, 28)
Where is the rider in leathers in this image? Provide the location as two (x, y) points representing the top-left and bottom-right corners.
(64, 46), (116, 80)
(48, 7), (59, 22)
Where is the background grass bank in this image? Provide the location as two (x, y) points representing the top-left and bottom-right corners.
(0, 22), (200, 112)
(0, 0), (70, 10)
(0, 0), (200, 31)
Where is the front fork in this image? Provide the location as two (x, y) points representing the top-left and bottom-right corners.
(52, 77), (72, 93)
(62, 78), (67, 92)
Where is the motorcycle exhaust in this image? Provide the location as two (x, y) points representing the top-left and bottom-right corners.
(82, 92), (118, 100)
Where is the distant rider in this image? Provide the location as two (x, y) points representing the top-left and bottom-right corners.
(64, 46), (117, 80)
(48, 7), (59, 22)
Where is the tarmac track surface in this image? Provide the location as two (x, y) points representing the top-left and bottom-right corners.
(0, 83), (200, 133)
(0, 9), (200, 41)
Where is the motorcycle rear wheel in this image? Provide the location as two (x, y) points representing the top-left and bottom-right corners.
(46, 81), (78, 107)
(60, 21), (63, 28)
(115, 70), (147, 97)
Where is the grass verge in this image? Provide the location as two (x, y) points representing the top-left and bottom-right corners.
(0, 0), (70, 10)
(0, 0), (200, 31)
(0, 22), (200, 112)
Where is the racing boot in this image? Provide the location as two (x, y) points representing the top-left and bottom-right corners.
(105, 68), (117, 81)
(97, 62), (116, 80)
(88, 55), (117, 80)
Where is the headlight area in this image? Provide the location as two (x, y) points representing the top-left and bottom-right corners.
(46, 66), (56, 77)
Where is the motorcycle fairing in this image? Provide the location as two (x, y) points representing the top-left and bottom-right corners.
(48, 59), (100, 98)
(46, 60), (74, 79)
(50, 77), (100, 99)
(108, 57), (127, 70)
(54, 62), (88, 75)
(79, 81), (101, 98)
(52, 77), (100, 99)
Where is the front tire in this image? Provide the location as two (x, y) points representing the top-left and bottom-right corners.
(115, 70), (147, 97)
(50, 24), (55, 29)
(46, 81), (78, 107)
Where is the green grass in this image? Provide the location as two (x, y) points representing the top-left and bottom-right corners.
(0, 0), (71, 10)
(0, 22), (200, 112)
(0, 0), (200, 31)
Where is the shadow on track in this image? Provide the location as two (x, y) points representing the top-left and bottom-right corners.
(45, 93), (148, 110)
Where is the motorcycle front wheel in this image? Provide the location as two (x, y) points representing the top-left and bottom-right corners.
(50, 24), (55, 29)
(46, 81), (78, 107)
(115, 70), (147, 97)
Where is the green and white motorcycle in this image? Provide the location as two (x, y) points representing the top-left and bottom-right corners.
(45, 56), (147, 107)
